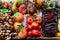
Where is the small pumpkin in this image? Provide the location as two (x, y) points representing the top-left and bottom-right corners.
(13, 22), (21, 30)
(3, 2), (8, 8)
(37, 0), (42, 6)
(14, 12), (24, 22)
(18, 27), (27, 39)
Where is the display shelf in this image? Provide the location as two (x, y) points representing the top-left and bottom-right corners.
(11, 37), (60, 40)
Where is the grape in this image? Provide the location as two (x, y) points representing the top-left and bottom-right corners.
(42, 11), (58, 37)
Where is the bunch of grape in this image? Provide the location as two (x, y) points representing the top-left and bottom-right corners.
(0, 13), (17, 40)
(42, 10), (58, 37)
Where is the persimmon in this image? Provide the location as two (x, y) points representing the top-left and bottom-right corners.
(18, 27), (27, 39)
(13, 22), (21, 30)
(37, 0), (42, 6)
(3, 2), (8, 8)
(14, 12), (24, 22)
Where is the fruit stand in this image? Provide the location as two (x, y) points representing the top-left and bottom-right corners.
(0, 0), (60, 40)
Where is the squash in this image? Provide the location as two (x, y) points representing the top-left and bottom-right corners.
(14, 12), (24, 22)
(13, 22), (21, 30)
(37, 0), (42, 6)
(18, 27), (27, 39)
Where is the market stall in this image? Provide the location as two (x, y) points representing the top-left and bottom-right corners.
(0, 0), (60, 40)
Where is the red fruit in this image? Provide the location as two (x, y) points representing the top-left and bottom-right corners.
(47, 13), (54, 19)
(32, 30), (41, 37)
(27, 17), (34, 24)
(27, 25), (32, 31)
(28, 31), (32, 37)
(18, 4), (27, 14)
(37, 25), (42, 30)
(32, 30), (38, 36)
(36, 17), (42, 24)
(31, 22), (39, 29)
(37, 31), (41, 37)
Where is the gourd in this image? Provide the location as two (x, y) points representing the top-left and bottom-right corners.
(14, 12), (24, 22)
(3, 2), (8, 8)
(37, 0), (42, 6)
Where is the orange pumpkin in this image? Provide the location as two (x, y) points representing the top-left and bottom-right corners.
(14, 12), (24, 22)
(3, 2), (8, 8)
(18, 27), (27, 39)
(13, 22), (21, 30)
(37, 0), (42, 6)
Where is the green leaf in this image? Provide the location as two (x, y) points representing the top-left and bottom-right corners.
(16, 30), (18, 34)
(16, 24), (24, 33)
(14, 12), (20, 17)
(33, 19), (38, 22)
(1, 9), (8, 13)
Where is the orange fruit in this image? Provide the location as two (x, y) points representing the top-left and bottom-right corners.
(37, 0), (42, 6)
(18, 27), (27, 39)
(13, 22), (21, 30)
(3, 2), (8, 8)
(14, 12), (24, 22)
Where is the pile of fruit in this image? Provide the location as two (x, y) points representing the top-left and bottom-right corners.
(0, 0), (60, 40)
(42, 10), (58, 37)
(26, 16), (42, 37)
(0, 12), (16, 40)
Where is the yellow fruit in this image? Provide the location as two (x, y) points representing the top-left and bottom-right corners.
(57, 32), (60, 37)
